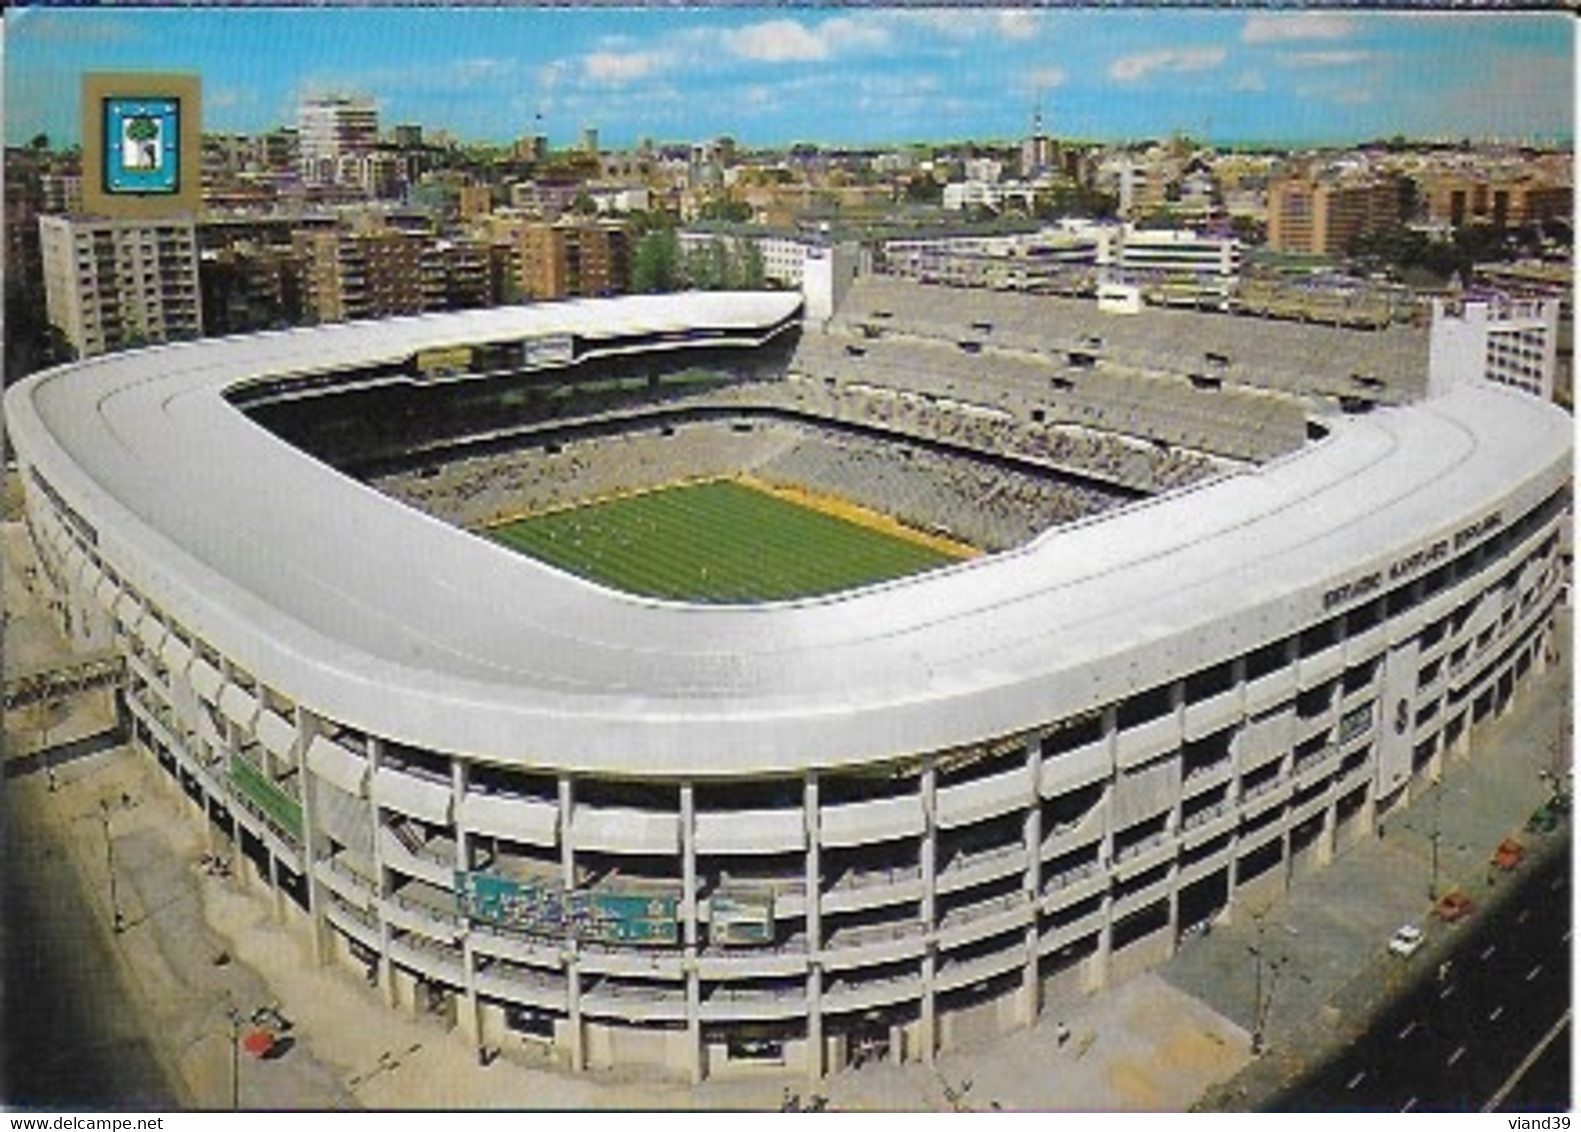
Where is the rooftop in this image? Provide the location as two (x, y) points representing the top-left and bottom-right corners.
(7, 292), (1569, 776)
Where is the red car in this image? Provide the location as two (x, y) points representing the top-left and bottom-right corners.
(1435, 891), (1474, 923)
(1492, 838), (1527, 871)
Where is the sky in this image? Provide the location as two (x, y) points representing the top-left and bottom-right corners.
(4, 5), (1575, 151)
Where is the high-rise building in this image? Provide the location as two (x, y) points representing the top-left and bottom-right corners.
(296, 228), (423, 322)
(199, 241), (299, 337)
(1020, 107), (1057, 179)
(1429, 295), (1562, 402)
(39, 174), (84, 215)
(458, 183), (494, 222)
(514, 134), (550, 163)
(419, 239), (492, 312)
(39, 215), (202, 356)
(298, 96), (379, 185)
(1267, 174), (1404, 257)
(514, 220), (630, 300)
(1421, 173), (1573, 230)
(296, 228), (494, 323)
(258, 128), (299, 173)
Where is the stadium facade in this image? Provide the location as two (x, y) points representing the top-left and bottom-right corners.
(4, 290), (1570, 1082)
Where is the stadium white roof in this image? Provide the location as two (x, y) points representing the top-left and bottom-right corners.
(6, 293), (1571, 776)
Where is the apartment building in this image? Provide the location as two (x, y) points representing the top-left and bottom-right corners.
(1267, 175), (1404, 257)
(39, 214), (202, 357)
(293, 229), (495, 323)
(1420, 173), (1573, 230)
(296, 228), (423, 322)
(514, 220), (631, 300)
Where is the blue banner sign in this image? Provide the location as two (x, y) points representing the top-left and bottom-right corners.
(456, 871), (678, 946)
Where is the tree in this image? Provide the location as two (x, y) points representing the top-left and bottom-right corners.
(698, 197), (752, 223)
(632, 229), (681, 293)
(704, 238), (730, 290)
(736, 241), (765, 290)
(904, 174), (942, 205)
(1227, 214), (1264, 245)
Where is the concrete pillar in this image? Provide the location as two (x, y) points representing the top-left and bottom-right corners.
(1166, 879), (1180, 958)
(919, 757), (937, 1063)
(1453, 717), (1473, 757)
(567, 962), (585, 1073)
(680, 783), (702, 1086)
(456, 812), (486, 1062)
(804, 774), (823, 1081)
(558, 775), (582, 1073)
(558, 776), (576, 889)
(1095, 704), (1117, 984)
(1021, 735), (1042, 1025)
(267, 852), (284, 921)
(1093, 892), (1114, 991)
(378, 924), (398, 1009)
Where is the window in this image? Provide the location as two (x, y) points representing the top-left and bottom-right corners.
(1118, 684), (1172, 730)
(1245, 639), (1289, 681)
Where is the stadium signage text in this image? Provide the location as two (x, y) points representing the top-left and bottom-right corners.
(1322, 510), (1503, 613)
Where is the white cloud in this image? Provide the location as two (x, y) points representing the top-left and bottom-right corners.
(1280, 51), (1372, 69)
(854, 73), (941, 98)
(1241, 13), (1358, 44)
(583, 51), (667, 84)
(536, 60), (570, 92)
(717, 16), (891, 64)
(1108, 47), (1227, 83)
(996, 11), (1040, 42)
(11, 10), (142, 44)
(1025, 66), (1068, 91)
(819, 15), (893, 54)
(1231, 71), (1267, 93)
(902, 10), (1037, 41)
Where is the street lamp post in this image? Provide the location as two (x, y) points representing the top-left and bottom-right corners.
(225, 1001), (245, 1111)
(1425, 777), (1449, 902)
(1248, 913), (1268, 1054)
(99, 799), (125, 933)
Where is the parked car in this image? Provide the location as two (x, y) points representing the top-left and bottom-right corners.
(1435, 891), (1474, 923)
(1388, 923), (1425, 958)
(1527, 804), (1560, 833)
(1492, 837), (1527, 871)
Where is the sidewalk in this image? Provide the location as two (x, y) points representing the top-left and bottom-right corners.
(1177, 612), (1572, 1111)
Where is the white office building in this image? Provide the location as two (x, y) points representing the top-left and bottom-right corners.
(298, 97), (379, 185)
(1428, 296), (1563, 402)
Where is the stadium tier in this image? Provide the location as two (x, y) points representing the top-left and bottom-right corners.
(4, 289), (1570, 1083)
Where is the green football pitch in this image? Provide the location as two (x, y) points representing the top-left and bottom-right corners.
(484, 479), (962, 602)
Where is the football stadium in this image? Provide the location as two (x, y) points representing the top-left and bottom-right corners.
(4, 279), (1570, 1082)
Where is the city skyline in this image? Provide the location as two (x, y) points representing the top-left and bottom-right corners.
(5, 6), (1575, 151)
